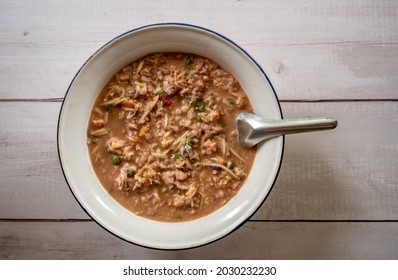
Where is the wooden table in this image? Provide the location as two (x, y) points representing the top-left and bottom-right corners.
(1, 0), (397, 259)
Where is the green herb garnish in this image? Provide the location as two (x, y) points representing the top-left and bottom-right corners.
(105, 106), (112, 113)
(227, 161), (235, 169)
(154, 86), (163, 95)
(111, 156), (122, 165)
(191, 100), (206, 111)
(184, 56), (193, 65)
(175, 152), (181, 159)
(195, 115), (202, 122)
(126, 169), (135, 177)
(187, 137), (196, 144)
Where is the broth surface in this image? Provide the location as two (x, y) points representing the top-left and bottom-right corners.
(87, 53), (255, 222)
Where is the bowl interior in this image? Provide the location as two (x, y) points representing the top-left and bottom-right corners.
(58, 24), (283, 249)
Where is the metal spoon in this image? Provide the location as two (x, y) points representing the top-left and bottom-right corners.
(236, 112), (338, 148)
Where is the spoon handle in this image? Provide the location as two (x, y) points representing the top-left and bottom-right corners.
(236, 113), (338, 148)
(258, 117), (338, 137)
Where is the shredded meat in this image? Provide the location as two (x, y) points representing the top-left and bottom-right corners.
(87, 52), (255, 222)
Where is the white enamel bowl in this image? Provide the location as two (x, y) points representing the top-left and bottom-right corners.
(57, 23), (284, 249)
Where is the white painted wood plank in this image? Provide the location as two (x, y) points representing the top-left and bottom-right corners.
(0, 102), (89, 219)
(1, 221), (397, 259)
(253, 101), (398, 220)
(0, 102), (397, 220)
(0, 0), (397, 100)
(0, 0), (396, 262)
(257, 43), (398, 101)
(0, 43), (95, 100)
(1, 42), (397, 100)
(1, 0), (396, 45)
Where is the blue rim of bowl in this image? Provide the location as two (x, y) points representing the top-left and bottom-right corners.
(57, 22), (285, 251)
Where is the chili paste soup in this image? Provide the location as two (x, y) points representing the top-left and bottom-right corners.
(87, 53), (255, 222)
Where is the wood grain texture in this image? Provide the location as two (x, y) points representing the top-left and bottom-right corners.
(1, 43), (397, 101)
(2, 0), (396, 44)
(0, 0), (397, 100)
(1, 0), (397, 260)
(254, 101), (398, 220)
(1, 101), (397, 220)
(1, 221), (397, 259)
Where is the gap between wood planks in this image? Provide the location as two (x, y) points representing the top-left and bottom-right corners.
(0, 98), (396, 223)
(0, 98), (398, 103)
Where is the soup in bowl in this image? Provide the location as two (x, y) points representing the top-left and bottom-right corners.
(87, 52), (256, 222)
(58, 23), (284, 249)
